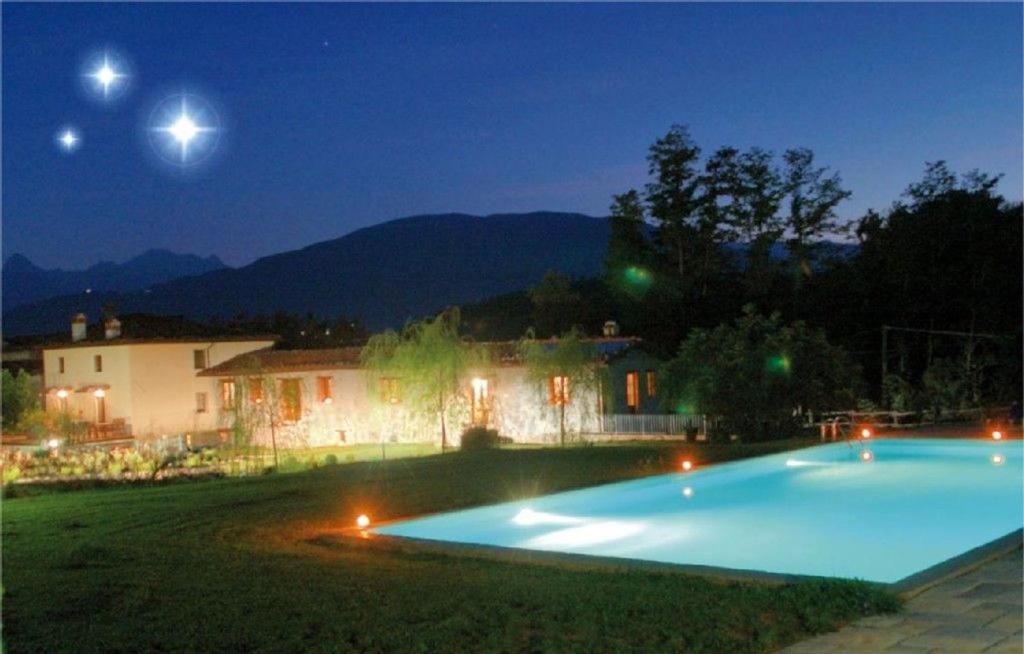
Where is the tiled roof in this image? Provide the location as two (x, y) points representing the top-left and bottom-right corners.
(198, 347), (364, 376)
(42, 335), (279, 351)
(199, 337), (642, 376)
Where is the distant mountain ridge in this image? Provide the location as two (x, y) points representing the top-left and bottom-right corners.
(2, 212), (611, 336)
(2, 249), (227, 311)
(2, 213), (859, 337)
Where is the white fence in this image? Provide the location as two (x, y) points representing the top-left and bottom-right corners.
(598, 413), (706, 436)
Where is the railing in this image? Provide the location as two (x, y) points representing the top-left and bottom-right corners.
(599, 413), (706, 436)
(68, 420), (133, 445)
(816, 406), (1011, 431)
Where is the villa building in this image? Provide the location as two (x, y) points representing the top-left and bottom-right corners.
(40, 315), (676, 447)
(197, 337), (656, 447)
(40, 314), (275, 442)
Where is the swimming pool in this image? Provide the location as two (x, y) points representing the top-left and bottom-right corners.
(374, 439), (1023, 583)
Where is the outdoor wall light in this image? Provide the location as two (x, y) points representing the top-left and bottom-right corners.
(681, 460), (693, 472)
(860, 428), (872, 439)
(93, 389), (106, 398)
(356, 514), (371, 529)
(992, 430), (1003, 440)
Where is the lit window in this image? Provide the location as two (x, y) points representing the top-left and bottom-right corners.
(193, 349), (207, 370)
(279, 378), (302, 422)
(646, 370), (656, 398)
(219, 380), (236, 409)
(626, 371), (640, 412)
(379, 377), (401, 404)
(548, 375), (570, 406)
(94, 355), (103, 372)
(316, 376), (333, 403)
(59, 357), (65, 374)
(94, 393), (106, 423)
(471, 377), (490, 425)
(196, 392), (208, 413)
(249, 378), (264, 404)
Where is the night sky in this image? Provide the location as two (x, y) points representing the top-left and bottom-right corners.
(3, 3), (1021, 269)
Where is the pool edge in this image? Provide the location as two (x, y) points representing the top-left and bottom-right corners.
(890, 528), (1023, 597)
(314, 527), (1022, 596)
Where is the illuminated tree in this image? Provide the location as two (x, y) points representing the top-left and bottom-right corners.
(519, 327), (603, 447)
(226, 362), (303, 471)
(361, 307), (487, 451)
(1, 369), (38, 431)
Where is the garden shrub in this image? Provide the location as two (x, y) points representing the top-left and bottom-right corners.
(323, 454), (338, 466)
(461, 426), (500, 450)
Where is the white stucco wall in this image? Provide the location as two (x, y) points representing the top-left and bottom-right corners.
(128, 341), (275, 437)
(232, 365), (602, 448)
(42, 340), (274, 438)
(42, 344), (133, 425)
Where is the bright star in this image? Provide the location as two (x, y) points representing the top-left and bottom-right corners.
(169, 115), (200, 145)
(86, 54), (126, 99)
(148, 95), (220, 165)
(56, 127), (80, 153)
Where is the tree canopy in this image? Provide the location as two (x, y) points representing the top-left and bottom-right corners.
(661, 308), (859, 440)
(361, 308), (487, 449)
(518, 327), (603, 446)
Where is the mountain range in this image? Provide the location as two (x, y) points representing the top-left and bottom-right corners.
(2, 212), (611, 336)
(2, 249), (226, 311)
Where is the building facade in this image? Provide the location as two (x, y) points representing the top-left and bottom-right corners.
(40, 315), (669, 447)
(197, 343), (628, 447)
(41, 328), (276, 441)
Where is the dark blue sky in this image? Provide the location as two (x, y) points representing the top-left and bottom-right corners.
(3, 3), (1021, 269)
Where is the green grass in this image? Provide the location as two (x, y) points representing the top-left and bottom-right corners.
(275, 442), (440, 472)
(2, 439), (899, 653)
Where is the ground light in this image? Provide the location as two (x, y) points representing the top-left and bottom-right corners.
(356, 514), (371, 529)
(992, 430), (1003, 440)
(861, 428), (872, 439)
(681, 460), (693, 472)
(46, 438), (60, 449)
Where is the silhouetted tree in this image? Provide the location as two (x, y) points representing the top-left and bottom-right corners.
(529, 270), (583, 337)
(645, 125), (703, 281)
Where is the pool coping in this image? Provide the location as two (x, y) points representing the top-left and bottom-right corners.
(313, 527), (1022, 596)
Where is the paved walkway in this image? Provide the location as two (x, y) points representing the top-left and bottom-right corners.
(784, 547), (1023, 653)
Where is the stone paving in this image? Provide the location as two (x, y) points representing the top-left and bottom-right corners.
(784, 547), (1023, 653)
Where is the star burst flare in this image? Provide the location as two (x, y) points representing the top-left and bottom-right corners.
(82, 51), (130, 101)
(147, 94), (221, 166)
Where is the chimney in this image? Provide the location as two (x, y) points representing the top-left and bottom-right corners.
(104, 317), (122, 340)
(71, 313), (88, 342)
(603, 320), (620, 337)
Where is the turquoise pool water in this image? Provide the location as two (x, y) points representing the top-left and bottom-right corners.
(375, 439), (1023, 583)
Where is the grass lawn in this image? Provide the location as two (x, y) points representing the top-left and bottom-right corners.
(2, 439), (899, 652)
